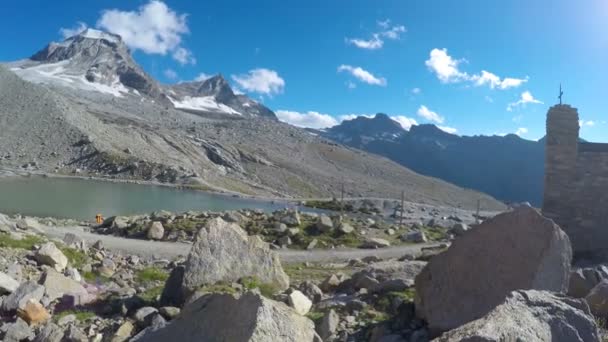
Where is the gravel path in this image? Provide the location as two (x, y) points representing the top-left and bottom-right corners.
(39, 225), (438, 263)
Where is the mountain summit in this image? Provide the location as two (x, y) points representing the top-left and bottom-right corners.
(7, 29), (275, 119)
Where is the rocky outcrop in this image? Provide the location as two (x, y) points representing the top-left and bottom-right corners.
(434, 290), (600, 342)
(180, 218), (289, 297)
(416, 207), (572, 334)
(134, 292), (320, 341)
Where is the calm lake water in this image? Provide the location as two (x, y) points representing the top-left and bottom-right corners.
(0, 176), (291, 220)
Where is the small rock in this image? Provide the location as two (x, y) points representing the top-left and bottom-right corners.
(317, 309), (339, 340)
(585, 279), (608, 317)
(0, 271), (20, 294)
(146, 221), (165, 240)
(338, 223), (354, 234)
(403, 230), (427, 243)
(316, 215), (334, 233)
(35, 242), (68, 272)
(159, 306), (180, 319)
(306, 239), (318, 250)
(57, 314), (76, 327)
(361, 238), (391, 249)
(1, 317), (34, 342)
(134, 306), (159, 324)
(287, 290), (313, 315)
(112, 321), (134, 342)
(2, 281), (45, 312)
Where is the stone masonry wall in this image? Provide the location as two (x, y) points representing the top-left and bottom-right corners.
(543, 104), (608, 258)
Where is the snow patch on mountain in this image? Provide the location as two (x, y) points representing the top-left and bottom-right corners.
(11, 61), (130, 97)
(169, 96), (242, 115)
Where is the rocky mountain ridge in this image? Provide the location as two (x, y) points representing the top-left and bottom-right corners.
(321, 114), (545, 205)
(0, 29), (504, 210)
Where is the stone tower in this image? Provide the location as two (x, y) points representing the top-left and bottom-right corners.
(542, 104), (579, 243)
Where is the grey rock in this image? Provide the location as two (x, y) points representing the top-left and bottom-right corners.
(35, 242), (68, 272)
(0, 271), (20, 294)
(181, 218), (289, 297)
(33, 322), (64, 342)
(569, 268), (600, 298)
(434, 290), (600, 342)
(316, 215), (333, 233)
(134, 292), (320, 341)
(338, 223), (354, 234)
(403, 231), (427, 243)
(63, 233), (87, 251)
(416, 207), (572, 334)
(39, 269), (89, 303)
(134, 306), (159, 323)
(287, 290), (312, 315)
(279, 210), (301, 227)
(299, 281), (323, 303)
(63, 324), (88, 342)
(306, 239), (318, 250)
(585, 279), (608, 317)
(361, 237), (391, 249)
(159, 306), (180, 319)
(2, 281), (45, 312)
(1, 317), (34, 342)
(317, 309), (339, 341)
(146, 221), (165, 240)
(450, 223), (469, 236)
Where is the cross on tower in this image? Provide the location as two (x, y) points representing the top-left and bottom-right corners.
(559, 84), (564, 105)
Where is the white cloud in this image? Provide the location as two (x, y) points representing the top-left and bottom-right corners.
(346, 20), (406, 50)
(231, 68), (285, 95)
(338, 65), (386, 86)
(580, 120), (595, 127)
(425, 48), (469, 83)
(377, 19), (391, 29)
(417, 105), (444, 124)
(411, 87), (421, 95)
(97, 0), (193, 64)
(276, 110), (338, 129)
(380, 25), (406, 40)
(59, 22), (88, 39)
(392, 116), (418, 130)
(347, 35), (383, 50)
(438, 126), (458, 134)
(195, 73), (212, 82)
(515, 127), (529, 136)
(507, 91), (543, 111)
(425, 48), (527, 90)
(172, 47), (196, 65)
(163, 69), (178, 80)
(471, 70), (527, 90)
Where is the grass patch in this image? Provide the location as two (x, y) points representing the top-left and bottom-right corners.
(0, 233), (44, 250)
(284, 262), (356, 284)
(163, 219), (204, 234)
(359, 308), (390, 324)
(59, 247), (89, 269)
(54, 309), (97, 322)
(239, 276), (280, 297)
(423, 226), (449, 241)
(291, 224), (364, 249)
(136, 267), (169, 284)
(304, 200), (353, 212)
(137, 286), (164, 304)
(82, 271), (111, 284)
(306, 310), (326, 324)
(199, 282), (238, 295)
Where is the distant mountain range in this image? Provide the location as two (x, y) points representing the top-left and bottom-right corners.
(316, 113), (545, 205)
(0, 29), (505, 210)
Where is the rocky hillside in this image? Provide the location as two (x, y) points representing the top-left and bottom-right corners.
(0, 30), (505, 211)
(321, 114), (545, 205)
(0, 206), (604, 341)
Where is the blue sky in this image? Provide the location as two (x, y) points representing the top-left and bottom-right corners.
(1, 0), (607, 141)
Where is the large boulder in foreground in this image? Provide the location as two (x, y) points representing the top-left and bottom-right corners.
(181, 218), (289, 296)
(416, 207), (572, 334)
(434, 290), (599, 342)
(134, 292), (320, 342)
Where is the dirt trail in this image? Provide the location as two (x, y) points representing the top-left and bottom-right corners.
(39, 225), (438, 263)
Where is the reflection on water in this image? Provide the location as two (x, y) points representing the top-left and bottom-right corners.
(0, 176), (291, 220)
